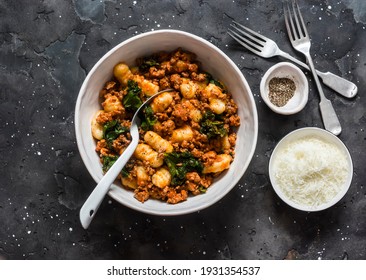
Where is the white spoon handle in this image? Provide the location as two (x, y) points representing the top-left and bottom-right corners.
(79, 89), (173, 229)
(79, 137), (138, 229)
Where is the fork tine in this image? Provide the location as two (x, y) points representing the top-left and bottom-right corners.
(229, 24), (265, 48)
(232, 21), (267, 43)
(227, 29), (262, 55)
(283, 1), (294, 41)
(294, 0), (308, 37)
(287, 1), (299, 40)
(291, 0), (304, 38)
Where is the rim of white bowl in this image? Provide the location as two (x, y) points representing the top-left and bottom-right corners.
(268, 127), (353, 212)
(260, 62), (308, 115)
(75, 29), (258, 215)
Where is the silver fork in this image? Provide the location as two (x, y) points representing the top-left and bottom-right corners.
(227, 21), (357, 99)
(284, 0), (341, 135)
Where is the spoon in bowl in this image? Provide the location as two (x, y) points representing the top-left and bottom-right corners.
(80, 88), (173, 229)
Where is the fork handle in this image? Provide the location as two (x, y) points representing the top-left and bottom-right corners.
(305, 53), (342, 136)
(318, 71), (357, 99)
(280, 51), (357, 98)
(319, 99), (342, 136)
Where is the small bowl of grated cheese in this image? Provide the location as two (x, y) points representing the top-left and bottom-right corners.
(260, 62), (308, 115)
(269, 127), (353, 212)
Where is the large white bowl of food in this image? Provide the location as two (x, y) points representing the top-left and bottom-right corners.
(75, 29), (258, 215)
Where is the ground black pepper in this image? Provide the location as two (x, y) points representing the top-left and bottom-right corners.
(268, 77), (296, 107)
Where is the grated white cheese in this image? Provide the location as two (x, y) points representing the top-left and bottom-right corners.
(272, 136), (349, 208)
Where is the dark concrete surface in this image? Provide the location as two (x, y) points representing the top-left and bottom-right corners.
(1, 0), (365, 260)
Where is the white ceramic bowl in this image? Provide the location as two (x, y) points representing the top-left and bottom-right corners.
(260, 62), (308, 115)
(269, 127), (353, 212)
(75, 29), (258, 215)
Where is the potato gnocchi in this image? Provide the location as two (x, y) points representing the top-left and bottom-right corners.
(92, 48), (240, 204)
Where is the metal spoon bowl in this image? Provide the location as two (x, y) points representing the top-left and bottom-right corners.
(79, 89), (173, 229)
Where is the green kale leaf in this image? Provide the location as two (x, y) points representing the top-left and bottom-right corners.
(101, 155), (129, 177)
(139, 58), (159, 72)
(205, 72), (225, 90)
(103, 120), (129, 148)
(123, 80), (142, 112)
(140, 105), (157, 131)
(102, 155), (118, 173)
(198, 185), (207, 193)
(120, 167), (130, 178)
(199, 110), (227, 139)
(164, 152), (203, 186)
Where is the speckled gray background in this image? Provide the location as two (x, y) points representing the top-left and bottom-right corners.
(1, 0), (365, 260)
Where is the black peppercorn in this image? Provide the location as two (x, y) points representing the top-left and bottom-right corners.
(268, 77), (296, 107)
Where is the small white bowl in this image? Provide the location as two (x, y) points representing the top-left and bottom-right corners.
(75, 30), (258, 216)
(260, 62), (308, 115)
(269, 127), (353, 212)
